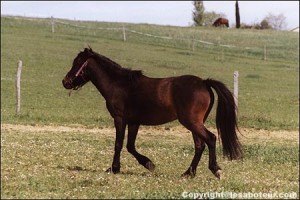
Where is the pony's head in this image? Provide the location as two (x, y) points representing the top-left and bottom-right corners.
(62, 48), (94, 90)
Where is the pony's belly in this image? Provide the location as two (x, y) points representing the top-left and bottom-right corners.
(139, 116), (177, 126)
(128, 108), (177, 125)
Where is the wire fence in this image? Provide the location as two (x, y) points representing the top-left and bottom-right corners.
(51, 18), (296, 62)
(3, 15), (298, 62)
(54, 19), (244, 49)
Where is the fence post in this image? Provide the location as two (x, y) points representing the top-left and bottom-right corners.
(16, 60), (22, 115)
(51, 16), (55, 33)
(122, 25), (126, 42)
(192, 39), (195, 51)
(221, 48), (224, 61)
(233, 71), (239, 115)
(264, 45), (267, 61)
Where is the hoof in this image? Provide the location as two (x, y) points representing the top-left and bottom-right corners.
(181, 167), (196, 178)
(105, 166), (120, 174)
(145, 161), (155, 172)
(214, 169), (223, 180)
(181, 172), (195, 179)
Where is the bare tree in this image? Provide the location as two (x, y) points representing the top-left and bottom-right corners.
(263, 13), (287, 30)
(235, 1), (240, 28)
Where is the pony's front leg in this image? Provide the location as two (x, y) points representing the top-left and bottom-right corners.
(127, 124), (155, 172)
(106, 117), (126, 174)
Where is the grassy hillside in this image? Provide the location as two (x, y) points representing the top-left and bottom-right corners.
(1, 16), (299, 130)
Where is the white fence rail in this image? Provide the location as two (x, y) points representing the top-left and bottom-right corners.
(52, 19), (262, 53)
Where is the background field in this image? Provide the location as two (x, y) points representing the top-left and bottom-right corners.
(1, 16), (299, 199)
(1, 16), (299, 130)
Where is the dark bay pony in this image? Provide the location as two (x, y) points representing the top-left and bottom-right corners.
(62, 48), (243, 179)
(213, 18), (229, 28)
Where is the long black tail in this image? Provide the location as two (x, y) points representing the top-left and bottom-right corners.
(205, 78), (243, 160)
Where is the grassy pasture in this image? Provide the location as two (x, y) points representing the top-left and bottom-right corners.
(1, 16), (299, 130)
(1, 124), (299, 199)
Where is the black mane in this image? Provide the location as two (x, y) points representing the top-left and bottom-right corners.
(87, 48), (143, 82)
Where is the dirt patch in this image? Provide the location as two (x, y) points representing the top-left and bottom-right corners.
(240, 127), (299, 142)
(1, 123), (113, 135)
(1, 123), (298, 143)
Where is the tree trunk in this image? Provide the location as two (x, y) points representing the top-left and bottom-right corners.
(235, 1), (240, 28)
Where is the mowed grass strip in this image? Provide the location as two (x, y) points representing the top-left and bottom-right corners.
(1, 125), (298, 199)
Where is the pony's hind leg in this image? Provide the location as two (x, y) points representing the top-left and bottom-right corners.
(181, 123), (222, 179)
(204, 127), (223, 179)
(181, 132), (205, 178)
(126, 124), (155, 172)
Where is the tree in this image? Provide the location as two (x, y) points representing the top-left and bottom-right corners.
(235, 1), (240, 28)
(193, 1), (205, 26)
(263, 13), (287, 30)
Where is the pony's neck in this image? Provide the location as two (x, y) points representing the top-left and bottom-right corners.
(87, 55), (142, 99)
(88, 58), (115, 99)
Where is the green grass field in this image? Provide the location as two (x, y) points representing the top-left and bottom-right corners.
(1, 16), (299, 130)
(1, 16), (299, 199)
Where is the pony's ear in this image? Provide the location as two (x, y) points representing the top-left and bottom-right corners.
(83, 47), (94, 57)
(83, 48), (89, 53)
(87, 45), (93, 52)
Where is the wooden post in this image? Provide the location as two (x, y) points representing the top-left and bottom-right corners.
(122, 25), (126, 42)
(221, 48), (224, 61)
(16, 60), (22, 115)
(191, 39), (195, 51)
(264, 45), (267, 61)
(233, 71), (239, 114)
(51, 16), (55, 33)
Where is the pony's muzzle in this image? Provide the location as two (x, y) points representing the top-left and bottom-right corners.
(62, 76), (73, 89)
